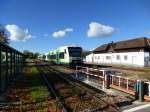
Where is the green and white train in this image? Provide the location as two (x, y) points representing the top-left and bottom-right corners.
(44, 46), (82, 65)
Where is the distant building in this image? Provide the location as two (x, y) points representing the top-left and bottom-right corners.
(86, 37), (150, 67)
(38, 54), (46, 60)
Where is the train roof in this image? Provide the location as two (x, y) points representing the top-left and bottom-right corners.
(44, 45), (82, 55)
(58, 45), (81, 49)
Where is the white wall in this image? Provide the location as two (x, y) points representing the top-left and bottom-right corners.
(86, 52), (147, 67)
(86, 53), (94, 63)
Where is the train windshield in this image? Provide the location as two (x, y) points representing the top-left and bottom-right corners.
(68, 47), (82, 57)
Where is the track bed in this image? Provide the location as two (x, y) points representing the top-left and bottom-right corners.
(49, 65), (135, 108)
(37, 65), (121, 112)
(0, 60), (133, 112)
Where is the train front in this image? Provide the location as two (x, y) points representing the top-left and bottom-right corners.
(68, 46), (82, 66)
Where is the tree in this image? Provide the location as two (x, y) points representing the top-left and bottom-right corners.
(42, 55), (46, 60)
(82, 50), (92, 58)
(23, 50), (40, 59)
(0, 25), (9, 44)
(23, 50), (34, 59)
(33, 52), (40, 59)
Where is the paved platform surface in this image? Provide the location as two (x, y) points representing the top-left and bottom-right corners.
(121, 101), (150, 112)
(83, 79), (150, 112)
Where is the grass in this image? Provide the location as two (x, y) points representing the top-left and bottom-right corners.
(25, 66), (63, 111)
(27, 67), (50, 102)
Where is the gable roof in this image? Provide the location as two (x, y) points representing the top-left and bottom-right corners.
(93, 37), (150, 52)
(94, 44), (108, 52)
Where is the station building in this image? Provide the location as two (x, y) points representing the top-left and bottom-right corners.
(86, 37), (150, 67)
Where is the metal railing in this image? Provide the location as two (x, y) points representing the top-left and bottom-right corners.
(75, 65), (150, 101)
(76, 66), (105, 89)
(110, 75), (137, 95)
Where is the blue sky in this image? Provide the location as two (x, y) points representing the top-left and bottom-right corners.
(1, 0), (150, 53)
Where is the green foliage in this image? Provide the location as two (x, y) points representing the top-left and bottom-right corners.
(23, 50), (40, 59)
(30, 67), (39, 75)
(42, 55), (46, 60)
(93, 65), (98, 69)
(30, 86), (49, 102)
(82, 50), (92, 58)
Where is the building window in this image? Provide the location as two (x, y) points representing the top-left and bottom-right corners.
(106, 56), (111, 60)
(116, 55), (120, 60)
(124, 55), (128, 60)
(95, 56), (97, 59)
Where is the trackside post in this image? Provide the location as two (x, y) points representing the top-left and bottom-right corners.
(105, 73), (110, 89)
(87, 67), (89, 82)
(76, 66), (78, 79)
(138, 80), (144, 102)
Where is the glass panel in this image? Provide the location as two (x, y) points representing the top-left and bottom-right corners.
(0, 45), (23, 93)
(68, 47), (82, 57)
(1, 49), (6, 91)
(8, 51), (11, 81)
(12, 52), (15, 78)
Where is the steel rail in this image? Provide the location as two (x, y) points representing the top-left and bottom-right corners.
(46, 66), (120, 112)
(37, 66), (68, 112)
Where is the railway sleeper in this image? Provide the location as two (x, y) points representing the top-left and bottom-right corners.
(45, 66), (120, 112)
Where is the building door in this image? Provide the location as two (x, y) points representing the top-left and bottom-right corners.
(106, 56), (112, 64)
(92, 57), (94, 63)
(132, 56), (137, 65)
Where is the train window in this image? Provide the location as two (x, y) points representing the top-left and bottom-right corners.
(68, 47), (82, 57)
(64, 49), (66, 54)
(59, 52), (64, 59)
(51, 55), (56, 59)
(47, 55), (51, 59)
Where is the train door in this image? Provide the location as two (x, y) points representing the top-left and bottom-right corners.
(64, 49), (67, 63)
(56, 50), (59, 64)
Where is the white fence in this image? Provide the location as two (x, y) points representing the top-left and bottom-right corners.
(75, 66), (105, 89)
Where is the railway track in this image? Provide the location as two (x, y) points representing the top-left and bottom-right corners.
(38, 68), (110, 112)
(36, 62), (120, 112)
(37, 66), (67, 112)
(36, 60), (135, 110)
(48, 66), (120, 112)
